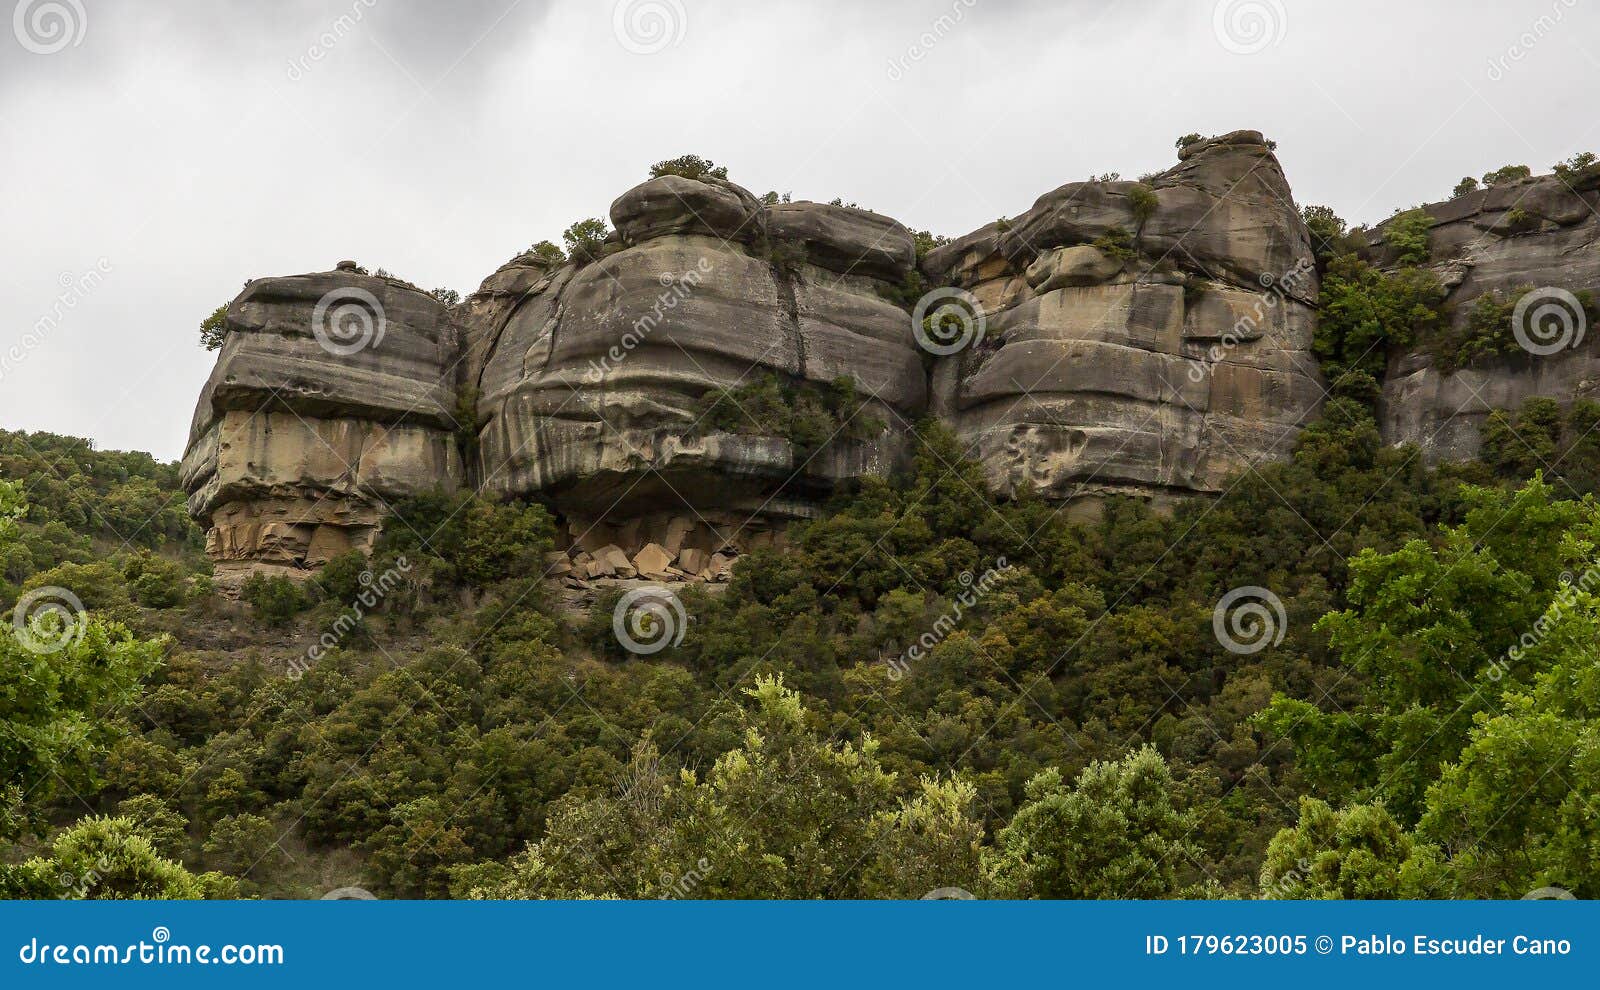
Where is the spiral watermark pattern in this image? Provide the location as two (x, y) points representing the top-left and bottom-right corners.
(311, 287), (386, 356)
(12, 0), (86, 55)
(1512, 287), (1587, 356)
(1211, 585), (1286, 655)
(912, 287), (986, 356)
(151, 927), (171, 944)
(321, 886), (378, 899)
(11, 585), (86, 655)
(922, 886), (977, 900)
(1523, 886), (1576, 900)
(1212, 0), (1286, 55)
(612, 0), (686, 55)
(612, 586), (687, 655)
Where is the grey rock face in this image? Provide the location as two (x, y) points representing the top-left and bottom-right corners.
(1374, 170), (1600, 462)
(925, 130), (1324, 502)
(183, 133), (1347, 573)
(463, 178), (928, 554)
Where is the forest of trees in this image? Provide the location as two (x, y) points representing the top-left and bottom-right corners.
(3, 204), (1600, 900)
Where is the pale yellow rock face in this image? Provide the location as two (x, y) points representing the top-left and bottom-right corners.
(182, 271), (463, 581)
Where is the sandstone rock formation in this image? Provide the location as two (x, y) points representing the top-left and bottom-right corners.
(1373, 169), (1600, 462)
(181, 131), (1345, 577)
(925, 130), (1324, 507)
(181, 268), (463, 586)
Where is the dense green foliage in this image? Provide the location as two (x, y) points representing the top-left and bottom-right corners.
(562, 218), (610, 264)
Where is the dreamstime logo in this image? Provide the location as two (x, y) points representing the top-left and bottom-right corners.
(1512, 287), (1587, 357)
(293, 557), (411, 679)
(3, 259), (112, 386)
(1489, 565), (1598, 682)
(658, 858), (711, 899)
(585, 257), (712, 382)
(12, 0), (86, 55)
(311, 287), (386, 356)
(286, 0), (378, 81)
(921, 887), (977, 900)
(11, 586), (86, 655)
(886, 559), (1012, 681)
(912, 287), (986, 356)
(321, 886), (377, 900)
(612, 586), (687, 655)
(1523, 886), (1576, 900)
(885, 0), (979, 81)
(612, 0), (685, 55)
(1211, 585), (1285, 656)
(1187, 259), (1314, 383)
(1211, 0), (1286, 56)
(1487, 0), (1579, 81)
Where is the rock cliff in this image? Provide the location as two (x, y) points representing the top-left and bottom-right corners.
(1374, 168), (1600, 461)
(184, 130), (1597, 582)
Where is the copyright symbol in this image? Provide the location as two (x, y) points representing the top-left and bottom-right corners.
(1315, 935), (1333, 954)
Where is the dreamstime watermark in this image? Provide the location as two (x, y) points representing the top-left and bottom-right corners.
(1487, 0), (1579, 82)
(585, 258), (712, 382)
(1523, 886), (1576, 900)
(885, 0), (979, 81)
(612, 0), (685, 55)
(921, 886), (977, 899)
(1488, 565), (1598, 682)
(320, 886), (377, 899)
(1187, 258), (1314, 383)
(17, 928), (285, 967)
(911, 287), (986, 357)
(286, 0), (378, 81)
(1212, 0), (1286, 56)
(1511, 287), (1588, 357)
(54, 850), (114, 900)
(311, 286), (387, 356)
(2, 259), (112, 385)
(291, 557), (411, 678)
(657, 858), (711, 899)
(11, 0), (86, 55)
(885, 559), (1012, 681)
(10, 585), (86, 655)
(612, 586), (687, 655)
(1211, 585), (1285, 656)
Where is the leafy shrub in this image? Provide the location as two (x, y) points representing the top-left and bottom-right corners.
(430, 287), (460, 306)
(376, 491), (553, 590)
(240, 572), (309, 626)
(198, 304), (228, 351)
(561, 218), (610, 264)
(1552, 151), (1600, 186)
(1126, 184), (1159, 227)
(1481, 163), (1532, 187)
(1383, 208), (1433, 265)
(1451, 176), (1480, 198)
(526, 240), (566, 265)
(693, 375), (881, 462)
(124, 553), (186, 609)
(1175, 132), (1205, 152)
(648, 154), (729, 182)
(1091, 226), (1138, 262)
(1301, 205), (1357, 267)
(1313, 255), (1446, 374)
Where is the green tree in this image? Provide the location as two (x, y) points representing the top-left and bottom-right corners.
(985, 747), (1201, 898)
(1260, 798), (1446, 898)
(198, 303), (229, 350)
(1, 816), (234, 899)
(649, 154), (730, 181)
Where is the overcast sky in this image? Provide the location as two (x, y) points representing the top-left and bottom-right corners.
(2, 0), (1596, 461)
